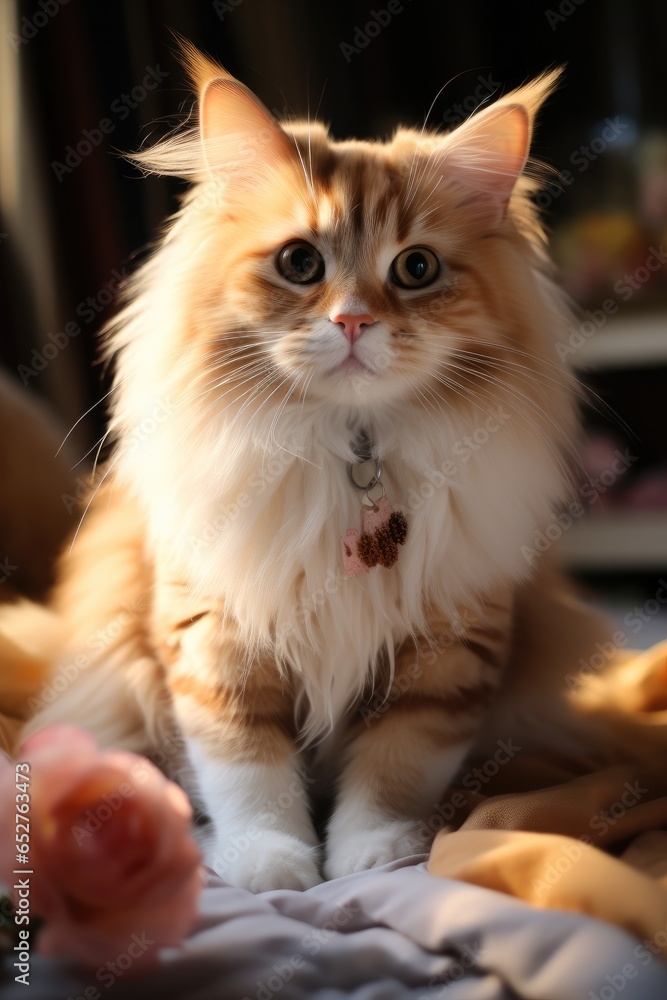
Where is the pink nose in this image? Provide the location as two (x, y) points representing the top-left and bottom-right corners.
(331, 312), (375, 344)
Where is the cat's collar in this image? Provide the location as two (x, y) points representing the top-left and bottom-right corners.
(350, 428), (374, 464)
(343, 430), (408, 575)
(347, 429), (381, 492)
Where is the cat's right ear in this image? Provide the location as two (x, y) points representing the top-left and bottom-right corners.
(200, 77), (297, 188)
(432, 68), (562, 227)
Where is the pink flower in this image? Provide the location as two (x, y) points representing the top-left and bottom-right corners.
(0, 726), (202, 970)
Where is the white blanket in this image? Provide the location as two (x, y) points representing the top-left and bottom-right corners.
(4, 857), (667, 999)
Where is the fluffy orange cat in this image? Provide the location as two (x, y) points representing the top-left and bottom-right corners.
(21, 48), (618, 890)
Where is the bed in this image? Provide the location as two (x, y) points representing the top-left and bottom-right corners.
(2, 380), (667, 1000)
(3, 853), (667, 999)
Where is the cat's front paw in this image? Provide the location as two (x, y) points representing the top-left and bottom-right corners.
(325, 816), (429, 880)
(210, 830), (322, 892)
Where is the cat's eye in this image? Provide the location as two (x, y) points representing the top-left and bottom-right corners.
(276, 241), (325, 285)
(390, 247), (439, 289)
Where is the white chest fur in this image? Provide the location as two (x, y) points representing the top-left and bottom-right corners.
(119, 396), (567, 739)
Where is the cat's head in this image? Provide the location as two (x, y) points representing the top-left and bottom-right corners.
(119, 47), (568, 445)
(108, 48), (576, 634)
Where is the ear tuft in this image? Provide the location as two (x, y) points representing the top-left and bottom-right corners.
(174, 35), (232, 93)
(501, 67), (563, 124)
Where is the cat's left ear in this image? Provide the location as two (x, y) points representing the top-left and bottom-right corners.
(436, 69), (561, 225)
(129, 43), (298, 184)
(199, 75), (297, 187)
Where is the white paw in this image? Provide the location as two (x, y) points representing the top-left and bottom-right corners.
(209, 829), (322, 892)
(325, 816), (429, 880)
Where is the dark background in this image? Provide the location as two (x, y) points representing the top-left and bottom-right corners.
(1, 0), (666, 600)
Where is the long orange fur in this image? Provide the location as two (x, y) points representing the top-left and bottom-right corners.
(12, 48), (626, 889)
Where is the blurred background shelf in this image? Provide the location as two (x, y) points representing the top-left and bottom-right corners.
(571, 313), (667, 370)
(563, 309), (667, 579)
(560, 512), (667, 570)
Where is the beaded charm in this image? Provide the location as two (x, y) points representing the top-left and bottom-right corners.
(343, 434), (408, 576)
(342, 489), (408, 576)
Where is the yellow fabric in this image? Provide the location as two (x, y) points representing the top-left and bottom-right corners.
(429, 828), (667, 954)
(427, 642), (667, 951)
(0, 630), (50, 756)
